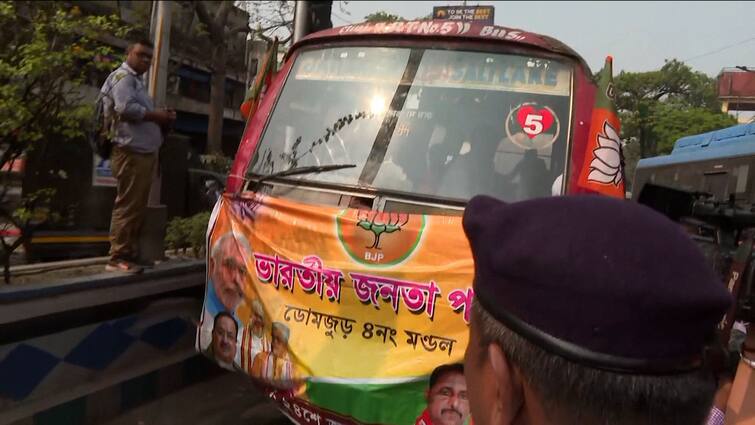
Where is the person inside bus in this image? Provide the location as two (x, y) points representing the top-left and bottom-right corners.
(413, 126), (456, 196)
(439, 123), (502, 200)
(373, 149), (413, 193)
(502, 149), (551, 201)
(461, 195), (731, 425)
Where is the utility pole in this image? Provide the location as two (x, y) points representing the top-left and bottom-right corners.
(148, 1), (172, 106)
(293, 1), (332, 44)
(292, 1), (310, 45)
(147, 0), (172, 206)
(138, 0), (172, 263)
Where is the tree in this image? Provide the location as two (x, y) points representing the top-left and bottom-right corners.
(614, 59), (737, 188)
(192, 2), (251, 156)
(193, 1), (294, 156)
(0, 1), (129, 282)
(652, 104), (736, 154)
(615, 59), (727, 158)
(364, 11), (404, 23)
(237, 1), (295, 44)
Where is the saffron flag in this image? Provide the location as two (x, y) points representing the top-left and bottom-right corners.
(577, 56), (625, 198)
(240, 38), (279, 120)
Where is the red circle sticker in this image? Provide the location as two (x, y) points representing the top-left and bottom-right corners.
(505, 103), (560, 150)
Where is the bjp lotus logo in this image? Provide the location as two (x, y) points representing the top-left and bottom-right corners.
(337, 210), (425, 266)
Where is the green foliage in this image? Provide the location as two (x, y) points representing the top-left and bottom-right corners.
(13, 188), (57, 223)
(621, 105), (737, 189)
(165, 212), (211, 258)
(622, 138), (642, 193)
(1, 2), (130, 149)
(614, 59), (737, 191)
(364, 11), (404, 23)
(652, 104), (737, 154)
(165, 217), (190, 253)
(198, 154), (233, 175)
(0, 1), (130, 280)
(615, 59), (730, 160)
(615, 59), (719, 113)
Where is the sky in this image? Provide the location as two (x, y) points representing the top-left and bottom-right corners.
(329, 1), (755, 77)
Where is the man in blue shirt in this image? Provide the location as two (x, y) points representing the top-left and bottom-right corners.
(101, 40), (175, 273)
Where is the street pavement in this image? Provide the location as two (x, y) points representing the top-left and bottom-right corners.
(103, 371), (290, 425)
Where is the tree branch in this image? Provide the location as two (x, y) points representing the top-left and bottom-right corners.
(216, 1), (232, 25)
(0, 152), (22, 203)
(257, 32), (273, 43)
(228, 23), (250, 35)
(253, 22), (290, 35)
(193, 1), (214, 30)
(0, 202), (22, 230)
(2, 84), (60, 150)
(653, 89), (670, 101)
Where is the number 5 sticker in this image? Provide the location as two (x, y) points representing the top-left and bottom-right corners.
(523, 114), (544, 136)
(506, 103), (560, 150)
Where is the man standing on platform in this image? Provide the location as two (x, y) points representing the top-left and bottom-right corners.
(101, 39), (175, 273)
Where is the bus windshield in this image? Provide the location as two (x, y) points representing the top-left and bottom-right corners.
(248, 45), (573, 202)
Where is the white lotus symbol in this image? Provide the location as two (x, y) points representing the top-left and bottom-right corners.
(587, 121), (623, 186)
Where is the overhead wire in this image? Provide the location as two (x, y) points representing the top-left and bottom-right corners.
(683, 36), (755, 62)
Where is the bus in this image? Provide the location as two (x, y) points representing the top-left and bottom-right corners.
(633, 121), (755, 207)
(198, 21), (611, 425)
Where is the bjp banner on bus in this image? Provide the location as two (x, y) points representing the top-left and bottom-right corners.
(577, 56), (625, 198)
(197, 193), (475, 425)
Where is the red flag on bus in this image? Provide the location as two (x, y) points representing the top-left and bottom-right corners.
(577, 56), (625, 198)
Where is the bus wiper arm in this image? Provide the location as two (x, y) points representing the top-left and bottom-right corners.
(251, 163), (357, 187)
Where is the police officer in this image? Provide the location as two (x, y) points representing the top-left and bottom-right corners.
(462, 195), (731, 425)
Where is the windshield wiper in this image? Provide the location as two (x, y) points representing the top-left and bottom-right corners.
(250, 163), (357, 188)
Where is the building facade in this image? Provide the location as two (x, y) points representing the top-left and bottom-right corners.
(78, 1), (252, 156)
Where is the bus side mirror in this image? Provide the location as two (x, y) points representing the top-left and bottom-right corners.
(187, 168), (226, 209)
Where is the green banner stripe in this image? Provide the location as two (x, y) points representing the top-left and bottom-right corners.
(307, 379), (429, 424)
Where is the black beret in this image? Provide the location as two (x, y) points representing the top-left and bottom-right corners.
(463, 195), (731, 374)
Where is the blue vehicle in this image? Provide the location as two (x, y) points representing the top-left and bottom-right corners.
(633, 121), (755, 332)
(633, 122), (755, 206)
